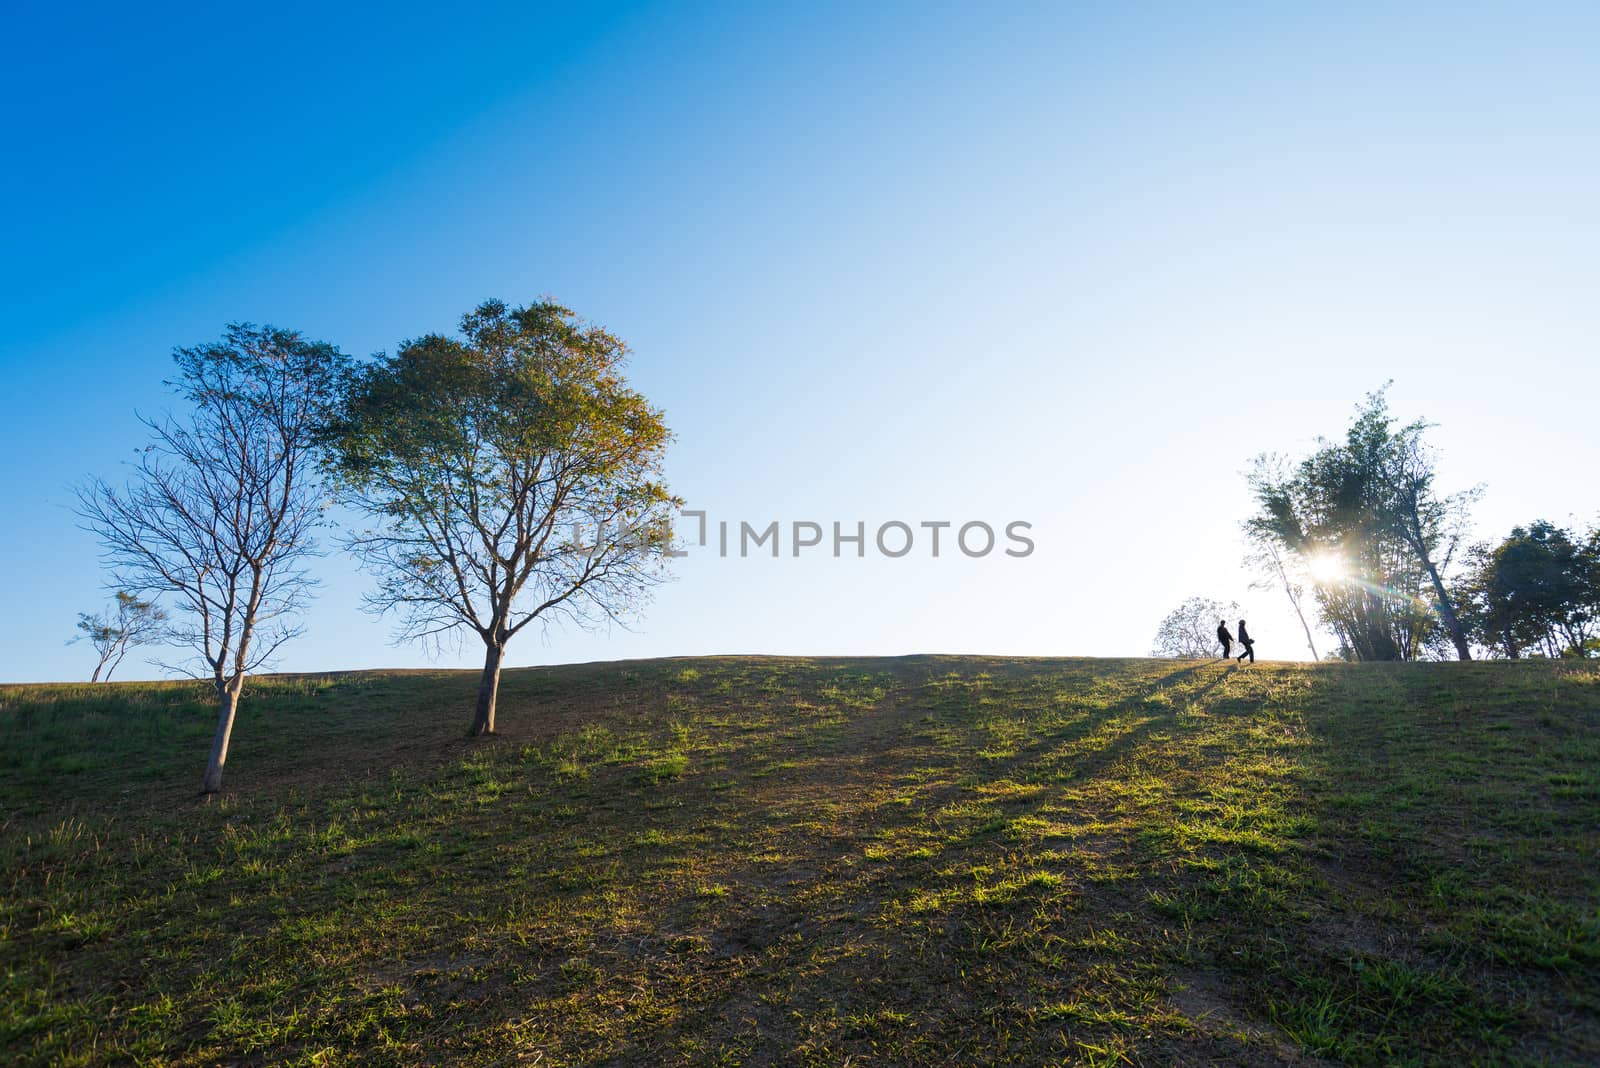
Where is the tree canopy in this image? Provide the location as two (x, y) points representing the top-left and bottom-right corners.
(1245, 389), (1477, 661)
(1461, 520), (1600, 658)
(324, 299), (679, 735)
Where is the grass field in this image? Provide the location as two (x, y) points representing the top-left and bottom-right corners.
(2, 656), (1598, 1066)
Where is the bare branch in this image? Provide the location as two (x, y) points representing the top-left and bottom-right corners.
(78, 324), (346, 790)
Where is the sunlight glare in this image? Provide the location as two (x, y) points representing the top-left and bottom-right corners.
(1307, 552), (1348, 584)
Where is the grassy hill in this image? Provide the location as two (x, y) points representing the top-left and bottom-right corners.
(2, 656), (1598, 1066)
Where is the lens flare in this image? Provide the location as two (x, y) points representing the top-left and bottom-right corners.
(1307, 553), (1348, 584)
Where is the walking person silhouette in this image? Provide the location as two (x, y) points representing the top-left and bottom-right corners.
(1217, 620), (1233, 660)
(1235, 619), (1255, 664)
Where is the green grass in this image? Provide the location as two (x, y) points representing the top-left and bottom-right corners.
(2, 656), (1597, 1065)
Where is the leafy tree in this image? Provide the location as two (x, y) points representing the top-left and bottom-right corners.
(72, 591), (169, 682)
(324, 299), (679, 736)
(79, 326), (346, 792)
(1246, 389), (1476, 661)
(1461, 521), (1598, 658)
(1151, 596), (1240, 659)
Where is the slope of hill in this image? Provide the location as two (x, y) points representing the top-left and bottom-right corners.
(2, 656), (1597, 1066)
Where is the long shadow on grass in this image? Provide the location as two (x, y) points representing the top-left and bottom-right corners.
(445, 658), (1311, 1065)
(1265, 660), (1600, 1066)
(22, 659), (1593, 1065)
(2, 658), (1311, 1065)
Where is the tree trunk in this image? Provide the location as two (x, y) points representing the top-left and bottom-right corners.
(1421, 561), (1472, 660)
(1267, 549), (1320, 660)
(1400, 504), (1472, 661)
(201, 679), (241, 794)
(473, 641), (503, 736)
(1282, 585), (1319, 661)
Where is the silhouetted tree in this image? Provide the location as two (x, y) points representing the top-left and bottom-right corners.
(1246, 389), (1476, 661)
(79, 326), (346, 792)
(323, 300), (679, 736)
(72, 591), (169, 681)
(1461, 521), (1599, 658)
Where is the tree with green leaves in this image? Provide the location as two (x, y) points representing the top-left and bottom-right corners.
(72, 591), (169, 682)
(79, 326), (347, 792)
(1245, 389), (1477, 661)
(1461, 521), (1599, 658)
(324, 299), (679, 736)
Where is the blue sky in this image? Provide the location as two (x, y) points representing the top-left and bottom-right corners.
(3, 2), (1597, 681)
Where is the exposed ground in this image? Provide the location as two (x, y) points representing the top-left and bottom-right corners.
(2, 656), (1597, 1066)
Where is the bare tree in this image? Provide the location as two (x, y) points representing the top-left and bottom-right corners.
(1151, 596), (1240, 659)
(324, 299), (679, 736)
(79, 325), (345, 792)
(72, 591), (169, 681)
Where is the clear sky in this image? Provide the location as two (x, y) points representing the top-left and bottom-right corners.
(3, 2), (1597, 682)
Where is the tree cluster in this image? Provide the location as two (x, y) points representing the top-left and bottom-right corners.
(1244, 389), (1478, 661)
(1234, 387), (1595, 663)
(1460, 521), (1600, 659)
(79, 300), (677, 792)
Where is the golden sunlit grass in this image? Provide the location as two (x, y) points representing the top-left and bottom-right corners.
(2, 657), (1597, 1065)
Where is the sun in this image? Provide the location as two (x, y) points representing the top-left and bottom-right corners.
(1306, 552), (1348, 584)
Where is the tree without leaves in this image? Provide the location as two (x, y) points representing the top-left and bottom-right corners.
(78, 326), (347, 792)
(72, 591), (169, 682)
(1151, 596), (1240, 659)
(324, 299), (679, 736)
